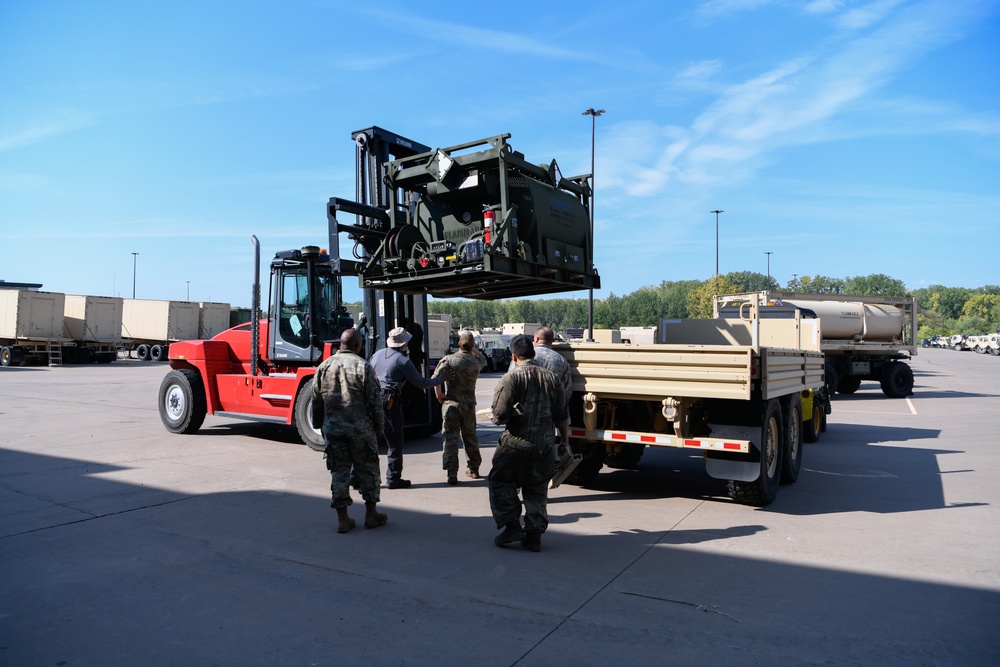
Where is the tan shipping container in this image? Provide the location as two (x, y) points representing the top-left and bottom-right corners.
(63, 295), (124, 342)
(0, 290), (66, 340)
(198, 302), (231, 339)
(121, 299), (200, 342)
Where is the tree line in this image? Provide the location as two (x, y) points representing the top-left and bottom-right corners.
(409, 272), (1000, 339)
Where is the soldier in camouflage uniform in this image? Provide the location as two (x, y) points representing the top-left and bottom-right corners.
(433, 331), (487, 485)
(312, 328), (388, 533)
(488, 334), (569, 552)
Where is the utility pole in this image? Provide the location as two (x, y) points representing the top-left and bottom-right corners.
(583, 107), (605, 342)
(765, 251), (773, 285)
(710, 210), (724, 277)
(131, 252), (139, 298)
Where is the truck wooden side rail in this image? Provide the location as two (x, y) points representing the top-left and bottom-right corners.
(555, 297), (829, 506)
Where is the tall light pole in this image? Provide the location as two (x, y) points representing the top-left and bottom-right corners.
(710, 210), (724, 277)
(583, 107), (604, 343)
(131, 252), (139, 298)
(765, 251), (773, 285)
(187, 281), (191, 300)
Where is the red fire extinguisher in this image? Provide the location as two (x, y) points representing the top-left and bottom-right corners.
(483, 206), (494, 245)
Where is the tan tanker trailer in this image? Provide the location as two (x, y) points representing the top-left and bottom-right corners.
(715, 292), (917, 399)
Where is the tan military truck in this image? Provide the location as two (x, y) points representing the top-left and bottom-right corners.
(554, 295), (829, 506)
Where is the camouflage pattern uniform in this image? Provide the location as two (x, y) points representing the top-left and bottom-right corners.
(528, 343), (572, 426)
(433, 348), (487, 476)
(312, 349), (384, 509)
(488, 359), (568, 536)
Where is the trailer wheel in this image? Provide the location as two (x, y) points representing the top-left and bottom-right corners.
(150, 345), (165, 362)
(136, 344), (150, 361)
(880, 361), (913, 398)
(294, 383), (327, 452)
(781, 394), (803, 484)
(803, 397), (823, 443)
(837, 377), (862, 394)
(824, 363), (839, 398)
(1, 346), (12, 367)
(158, 369), (207, 434)
(727, 399), (783, 506)
(566, 438), (605, 485)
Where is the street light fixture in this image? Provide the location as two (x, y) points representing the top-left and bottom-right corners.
(582, 107), (605, 343)
(710, 210), (724, 277)
(765, 252), (773, 285)
(131, 252), (139, 298)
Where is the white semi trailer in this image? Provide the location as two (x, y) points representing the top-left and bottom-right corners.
(1, 290), (68, 366)
(122, 299), (201, 361)
(716, 292), (917, 398)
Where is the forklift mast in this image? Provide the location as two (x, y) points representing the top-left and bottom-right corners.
(328, 127), (432, 367)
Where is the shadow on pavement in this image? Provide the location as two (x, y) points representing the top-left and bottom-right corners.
(2, 447), (997, 665)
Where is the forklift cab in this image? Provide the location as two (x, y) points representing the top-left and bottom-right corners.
(268, 246), (352, 364)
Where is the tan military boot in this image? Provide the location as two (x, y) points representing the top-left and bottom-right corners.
(336, 506), (356, 534)
(364, 501), (388, 528)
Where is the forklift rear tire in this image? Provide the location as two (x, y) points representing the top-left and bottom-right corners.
(159, 369), (207, 434)
(295, 383), (327, 452)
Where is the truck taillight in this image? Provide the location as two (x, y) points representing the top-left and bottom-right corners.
(750, 357), (759, 378)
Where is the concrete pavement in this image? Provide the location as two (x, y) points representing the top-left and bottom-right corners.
(1, 348), (998, 665)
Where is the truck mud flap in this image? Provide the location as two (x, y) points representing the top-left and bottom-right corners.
(706, 456), (760, 483)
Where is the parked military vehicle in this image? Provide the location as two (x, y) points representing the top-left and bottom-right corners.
(554, 294), (829, 507)
(717, 292), (917, 399)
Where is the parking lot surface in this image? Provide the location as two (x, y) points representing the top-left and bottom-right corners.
(1, 347), (998, 665)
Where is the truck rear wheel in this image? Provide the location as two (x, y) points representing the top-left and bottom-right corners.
(150, 345), (165, 362)
(159, 369), (207, 434)
(567, 438), (605, 485)
(880, 361), (913, 398)
(803, 397), (824, 443)
(605, 443), (645, 469)
(136, 344), (150, 361)
(727, 399), (783, 506)
(824, 363), (839, 398)
(1, 346), (12, 367)
(837, 377), (862, 394)
(294, 383), (327, 452)
(781, 394), (803, 484)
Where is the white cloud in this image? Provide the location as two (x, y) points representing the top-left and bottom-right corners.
(804, 0), (845, 14)
(678, 59), (724, 80)
(837, 0), (907, 30)
(0, 115), (94, 152)
(613, 0), (996, 194)
(696, 0), (779, 20)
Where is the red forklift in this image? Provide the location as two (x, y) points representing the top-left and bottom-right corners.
(157, 127), (441, 450)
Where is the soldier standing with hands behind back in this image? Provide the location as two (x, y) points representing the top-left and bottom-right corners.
(312, 328), (388, 533)
(488, 334), (568, 552)
(433, 330), (487, 485)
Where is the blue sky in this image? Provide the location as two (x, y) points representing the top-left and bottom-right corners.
(2, 0), (998, 308)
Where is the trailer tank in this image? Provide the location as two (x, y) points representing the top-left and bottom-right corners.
(777, 299), (904, 342)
